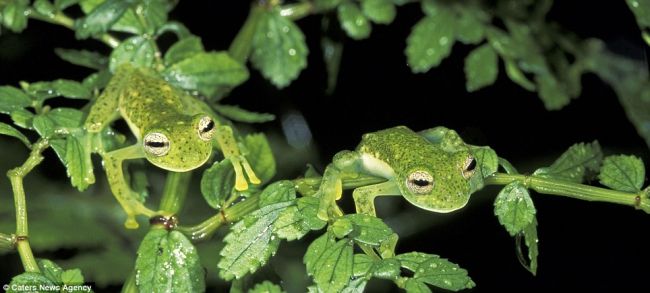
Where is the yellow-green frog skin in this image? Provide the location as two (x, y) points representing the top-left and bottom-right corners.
(85, 64), (259, 228)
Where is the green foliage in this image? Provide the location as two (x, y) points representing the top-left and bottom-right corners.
(162, 52), (249, 96)
(0, 122), (31, 147)
(396, 252), (475, 292)
(534, 141), (603, 183)
(338, 1), (371, 40)
(0, 86), (32, 114)
(243, 133), (277, 184)
(469, 146), (498, 192)
(249, 281), (285, 293)
(519, 218), (539, 275)
(163, 36), (204, 66)
(304, 232), (354, 293)
(213, 104), (275, 124)
(75, 0), (135, 39)
(109, 36), (155, 71)
(494, 182), (536, 236)
(361, 0), (396, 25)
(135, 228), (205, 292)
(8, 272), (56, 293)
(201, 159), (235, 209)
(599, 155), (646, 192)
(405, 5), (455, 73)
(464, 44), (498, 92)
(1, 0), (29, 32)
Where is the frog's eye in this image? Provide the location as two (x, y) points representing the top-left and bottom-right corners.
(198, 116), (215, 141)
(406, 171), (434, 194)
(143, 132), (170, 156)
(462, 156), (476, 179)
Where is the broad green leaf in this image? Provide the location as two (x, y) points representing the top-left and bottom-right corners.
(404, 279), (432, 293)
(249, 281), (285, 293)
(26, 80), (91, 101)
(536, 74), (570, 110)
(352, 254), (375, 277)
(314, 0), (343, 10)
(137, 0), (169, 34)
(38, 259), (64, 283)
(75, 0), (135, 39)
(135, 229), (205, 293)
(413, 257), (475, 291)
(244, 133), (276, 184)
(65, 135), (95, 191)
(469, 146), (498, 193)
(518, 218), (539, 275)
(200, 159), (235, 209)
(218, 201), (293, 280)
(55, 0), (80, 10)
(338, 2), (371, 40)
(162, 52), (249, 96)
(10, 109), (34, 129)
(34, 0), (56, 18)
(494, 181), (536, 236)
(396, 252), (437, 272)
(251, 9), (308, 88)
(0, 122), (30, 147)
(60, 269), (84, 285)
(345, 214), (393, 246)
(341, 277), (368, 293)
(259, 180), (296, 207)
(109, 36), (156, 72)
(297, 196), (327, 230)
(273, 205), (310, 241)
(405, 11), (455, 73)
(164, 36), (204, 66)
(533, 141), (602, 183)
(54, 48), (108, 70)
(504, 59), (536, 91)
(599, 155), (646, 192)
(305, 234), (353, 293)
(213, 104), (275, 123)
(464, 44), (498, 92)
(627, 0), (650, 27)
(361, 0), (396, 25)
(82, 69), (111, 91)
(372, 258), (401, 280)
(32, 107), (84, 138)
(304, 232), (335, 275)
(2, 0), (29, 32)
(331, 217), (354, 238)
(33, 115), (57, 139)
(7, 272), (56, 293)
(0, 85), (31, 114)
(455, 8), (485, 44)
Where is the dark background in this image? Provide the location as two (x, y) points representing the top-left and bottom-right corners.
(1, 1), (650, 292)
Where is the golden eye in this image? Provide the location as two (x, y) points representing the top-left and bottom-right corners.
(143, 132), (170, 156)
(198, 116), (215, 141)
(462, 156), (476, 179)
(406, 171), (434, 194)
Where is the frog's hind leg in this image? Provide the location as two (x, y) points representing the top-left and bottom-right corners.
(214, 125), (261, 191)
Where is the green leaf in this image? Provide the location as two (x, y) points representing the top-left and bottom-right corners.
(405, 11), (455, 73)
(200, 158), (235, 209)
(34, 0), (56, 18)
(494, 181), (536, 236)
(109, 36), (156, 72)
(218, 201), (294, 280)
(54, 48), (108, 70)
(60, 269), (84, 285)
(273, 205), (310, 241)
(65, 135), (95, 191)
(0, 85), (32, 114)
(344, 214), (393, 246)
(164, 36), (204, 66)
(536, 74), (570, 110)
(259, 180), (296, 207)
(469, 146), (498, 193)
(135, 229), (205, 293)
(518, 218), (539, 275)
(75, 0), (135, 38)
(55, 0), (80, 10)
(137, 0), (169, 34)
(2, 0), (29, 32)
(296, 196), (327, 230)
(627, 0), (650, 27)
(10, 109), (34, 129)
(533, 141), (602, 183)
(413, 257), (475, 291)
(244, 133), (276, 184)
(404, 279), (432, 293)
(352, 254), (375, 277)
(305, 233), (353, 293)
(0, 122), (31, 147)
(372, 258), (401, 280)
(38, 259), (64, 283)
(314, 0), (343, 10)
(7, 272), (56, 293)
(455, 9), (485, 45)
(331, 217), (354, 238)
(504, 59), (536, 91)
(251, 9), (308, 88)
(338, 2), (371, 40)
(599, 155), (646, 192)
(213, 104), (275, 123)
(464, 44), (498, 92)
(26, 80), (92, 101)
(162, 52), (249, 96)
(32, 107), (84, 138)
(361, 0), (396, 25)
(396, 252), (436, 272)
(249, 281), (285, 293)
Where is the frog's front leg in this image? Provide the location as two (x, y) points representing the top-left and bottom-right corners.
(102, 144), (157, 229)
(418, 126), (465, 152)
(316, 150), (365, 220)
(214, 125), (261, 191)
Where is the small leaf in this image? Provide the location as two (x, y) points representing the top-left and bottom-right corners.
(60, 269), (84, 285)
(413, 257), (475, 291)
(305, 234), (353, 293)
(135, 229), (205, 292)
(345, 214), (394, 246)
(517, 218), (539, 275)
(38, 259), (64, 283)
(599, 155), (646, 192)
(455, 9), (485, 44)
(627, 0), (650, 28)
(244, 133), (276, 184)
(404, 279), (432, 293)
(162, 52), (249, 96)
(536, 74), (570, 110)
(331, 218), (354, 238)
(54, 0), (80, 10)
(338, 2), (371, 40)
(200, 159), (235, 209)
(405, 10), (455, 73)
(372, 258), (401, 280)
(109, 36), (156, 72)
(65, 135), (95, 191)
(26, 80), (91, 101)
(218, 201), (293, 280)
(533, 141), (602, 183)
(7, 272), (56, 293)
(274, 205), (310, 241)
(249, 281), (285, 293)
(0, 85), (32, 114)
(469, 146), (498, 193)
(75, 0), (134, 39)
(465, 44), (498, 92)
(504, 59), (536, 91)
(494, 181), (536, 236)
(361, 0), (396, 25)
(54, 48), (108, 70)
(352, 254), (375, 277)
(396, 252), (436, 272)
(314, 0), (343, 10)
(2, 0), (29, 32)
(11, 109), (35, 129)
(33, 0), (56, 18)
(304, 232), (335, 274)
(297, 196), (327, 230)
(259, 180), (296, 207)
(0, 122), (31, 147)
(164, 36), (204, 66)
(251, 9), (308, 88)
(213, 104), (275, 123)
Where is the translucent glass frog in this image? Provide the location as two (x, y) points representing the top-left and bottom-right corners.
(84, 64), (259, 228)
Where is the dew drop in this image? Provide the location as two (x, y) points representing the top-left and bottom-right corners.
(426, 48), (435, 56)
(282, 26), (290, 33)
(439, 37), (449, 46)
(288, 48), (296, 56)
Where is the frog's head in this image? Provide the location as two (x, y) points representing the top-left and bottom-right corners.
(141, 114), (215, 171)
(398, 150), (476, 213)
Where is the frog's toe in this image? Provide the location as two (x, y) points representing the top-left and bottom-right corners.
(124, 217), (139, 229)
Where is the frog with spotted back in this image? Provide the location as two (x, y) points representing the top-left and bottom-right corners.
(85, 64), (260, 228)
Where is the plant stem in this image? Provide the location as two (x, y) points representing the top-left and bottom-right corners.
(0, 233), (14, 251)
(484, 173), (650, 213)
(228, 4), (265, 64)
(28, 9), (120, 48)
(7, 139), (49, 273)
(159, 171), (192, 215)
(177, 193), (260, 241)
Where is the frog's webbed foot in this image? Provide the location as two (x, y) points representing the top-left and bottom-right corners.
(315, 166), (343, 221)
(214, 125), (261, 191)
